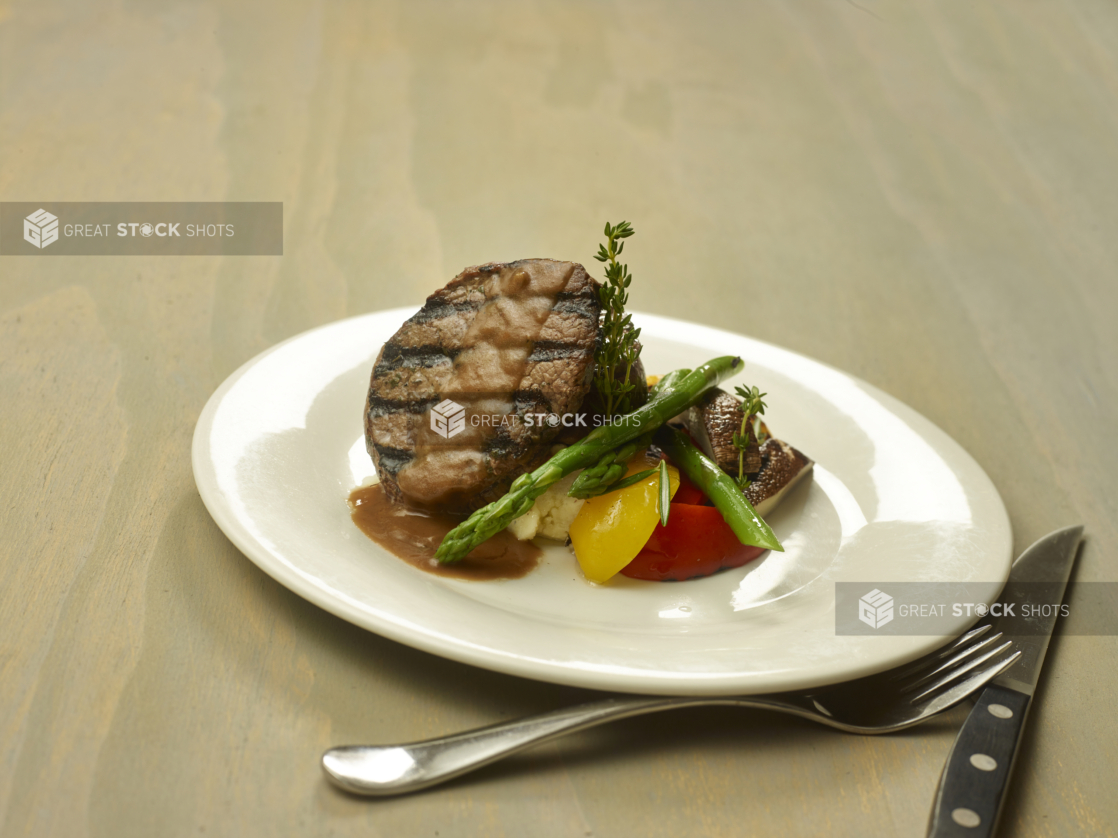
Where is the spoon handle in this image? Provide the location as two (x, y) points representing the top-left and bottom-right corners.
(322, 696), (707, 796)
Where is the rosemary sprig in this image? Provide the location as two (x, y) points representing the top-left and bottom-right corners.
(593, 221), (640, 417)
(657, 458), (671, 527)
(731, 384), (767, 488)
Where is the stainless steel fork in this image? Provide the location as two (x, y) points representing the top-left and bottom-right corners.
(323, 626), (1018, 796)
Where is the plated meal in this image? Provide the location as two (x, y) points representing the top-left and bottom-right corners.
(352, 223), (814, 586)
(192, 228), (1012, 695)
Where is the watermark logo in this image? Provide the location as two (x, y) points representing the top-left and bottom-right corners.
(2, 202), (282, 255)
(858, 588), (894, 629)
(430, 399), (466, 439)
(835, 581), (1112, 636)
(23, 209), (59, 249)
(418, 393), (650, 448)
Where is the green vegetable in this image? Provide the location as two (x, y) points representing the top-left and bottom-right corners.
(599, 466), (657, 495)
(567, 432), (655, 499)
(566, 371), (695, 500)
(657, 458), (671, 527)
(656, 426), (783, 552)
(593, 221), (641, 417)
(434, 356), (744, 563)
(650, 368), (689, 397)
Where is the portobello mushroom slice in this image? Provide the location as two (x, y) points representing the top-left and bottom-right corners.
(745, 438), (814, 517)
(677, 387), (814, 516)
(679, 387), (761, 474)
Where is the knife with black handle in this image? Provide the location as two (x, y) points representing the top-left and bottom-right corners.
(926, 525), (1083, 837)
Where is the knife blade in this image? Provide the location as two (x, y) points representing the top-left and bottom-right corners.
(926, 525), (1084, 838)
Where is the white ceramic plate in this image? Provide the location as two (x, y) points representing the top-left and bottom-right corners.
(192, 309), (1012, 696)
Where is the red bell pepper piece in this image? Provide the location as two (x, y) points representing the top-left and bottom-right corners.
(670, 471), (708, 506)
(620, 501), (766, 581)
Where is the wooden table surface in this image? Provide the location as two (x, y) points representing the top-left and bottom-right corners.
(2, 1), (1115, 836)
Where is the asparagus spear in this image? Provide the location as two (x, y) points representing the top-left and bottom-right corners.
(656, 426), (783, 552)
(435, 355), (743, 563)
(566, 432), (655, 499)
(590, 465), (657, 495)
(565, 369), (691, 499)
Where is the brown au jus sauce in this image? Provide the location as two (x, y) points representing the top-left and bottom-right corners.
(348, 483), (541, 581)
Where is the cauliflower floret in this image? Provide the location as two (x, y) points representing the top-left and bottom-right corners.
(506, 506), (541, 541)
(537, 490), (585, 540)
(506, 471), (585, 542)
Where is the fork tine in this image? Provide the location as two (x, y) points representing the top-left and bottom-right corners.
(908, 640), (1015, 704)
(888, 624), (993, 681)
(899, 632), (1004, 694)
(941, 623), (993, 653)
(914, 650), (1022, 718)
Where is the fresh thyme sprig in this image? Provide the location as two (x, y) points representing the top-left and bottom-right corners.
(657, 458), (671, 527)
(731, 384), (767, 487)
(593, 221), (640, 417)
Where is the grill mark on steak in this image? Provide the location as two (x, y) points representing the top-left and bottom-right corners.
(374, 343), (461, 375)
(527, 340), (591, 362)
(372, 445), (413, 476)
(366, 395), (441, 417)
(513, 389), (551, 412)
(483, 427), (516, 457)
(365, 259), (602, 512)
(552, 297), (598, 315)
(405, 297), (485, 324)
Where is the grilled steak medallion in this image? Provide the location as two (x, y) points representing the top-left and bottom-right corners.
(365, 259), (601, 513)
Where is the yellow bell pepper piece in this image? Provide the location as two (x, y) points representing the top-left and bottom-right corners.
(569, 456), (680, 584)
